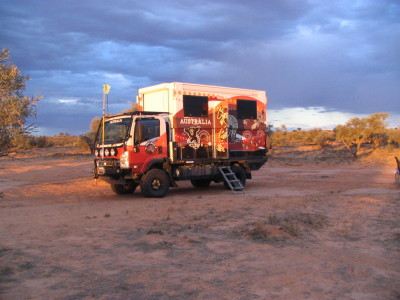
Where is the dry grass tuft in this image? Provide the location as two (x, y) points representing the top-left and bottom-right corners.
(239, 212), (327, 243)
(280, 222), (301, 237)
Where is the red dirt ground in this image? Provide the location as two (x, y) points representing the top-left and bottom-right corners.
(0, 147), (399, 299)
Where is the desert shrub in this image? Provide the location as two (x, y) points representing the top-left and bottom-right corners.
(312, 130), (335, 148)
(272, 130), (308, 146)
(47, 136), (78, 147)
(39, 136), (54, 147)
(13, 135), (53, 148)
(274, 128), (334, 148)
(13, 135), (66, 149)
(294, 130), (309, 143)
(387, 128), (400, 148)
(84, 131), (96, 146)
(304, 129), (322, 143)
(14, 135), (34, 149)
(77, 135), (92, 152)
(284, 130), (307, 144)
(271, 130), (288, 147)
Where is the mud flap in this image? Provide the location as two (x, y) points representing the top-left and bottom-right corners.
(163, 160), (178, 187)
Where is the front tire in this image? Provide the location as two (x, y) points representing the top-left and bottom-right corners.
(140, 169), (170, 198)
(111, 181), (137, 194)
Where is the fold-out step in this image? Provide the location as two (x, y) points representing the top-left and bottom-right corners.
(218, 166), (245, 195)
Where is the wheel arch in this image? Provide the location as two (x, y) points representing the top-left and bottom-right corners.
(143, 158), (178, 187)
(145, 158), (165, 171)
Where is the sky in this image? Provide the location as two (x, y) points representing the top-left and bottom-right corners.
(1, 0), (399, 135)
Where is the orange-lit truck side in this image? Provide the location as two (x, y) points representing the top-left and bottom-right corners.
(93, 82), (268, 197)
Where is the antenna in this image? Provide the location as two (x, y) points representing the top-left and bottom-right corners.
(102, 84), (111, 158)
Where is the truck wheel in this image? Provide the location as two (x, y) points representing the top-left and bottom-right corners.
(140, 169), (169, 198)
(111, 181), (137, 194)
(224, 165), (246, 189)
(191, 179), (211, 188)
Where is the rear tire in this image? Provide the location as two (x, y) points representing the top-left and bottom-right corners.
(191, 179), (211, 188)
(111, 181), (137, 194)
(140, 169), (169, 198)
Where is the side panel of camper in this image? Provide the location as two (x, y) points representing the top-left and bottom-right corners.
(137, 82), (267, 164)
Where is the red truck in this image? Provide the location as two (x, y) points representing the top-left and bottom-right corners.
(93, 82), (268, 197)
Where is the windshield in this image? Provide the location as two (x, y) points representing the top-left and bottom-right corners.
(97, 117), (132, 145)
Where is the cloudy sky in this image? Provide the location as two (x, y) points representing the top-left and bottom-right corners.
(1, 0), (399, 135)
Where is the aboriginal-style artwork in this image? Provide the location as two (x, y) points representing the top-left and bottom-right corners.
(241, 131), (253, 149)
(219, 126), (228, 140)
(183, 127), (201, 149)
(183, 127), (211, 150)
(255, 130), (265, 146)
(145, 142), (156, 154)
(251, 110), (265, 130)
(216, 105), (229, 153)
(199, 130), (210, 144)
(172, 94), (266, 154)
(216, 106), (228, 126)
(216, 143), (225, 152)
(228, 114), (240, 142)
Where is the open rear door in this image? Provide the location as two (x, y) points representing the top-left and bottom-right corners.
(213, 99), (229, 159)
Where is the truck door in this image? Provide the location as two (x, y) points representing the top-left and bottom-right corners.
(132, 117), (168, 173)
(213, 100), (229, 158)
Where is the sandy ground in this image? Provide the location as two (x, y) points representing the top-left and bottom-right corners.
(0, 148), (399, 300)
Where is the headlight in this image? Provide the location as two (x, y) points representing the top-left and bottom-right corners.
(100, 148), (104, 157)
(110, 148), (116, 156)
(120, 151), (130, 169)
(95, 149), (99, 156)
(104, 148), (110, 156)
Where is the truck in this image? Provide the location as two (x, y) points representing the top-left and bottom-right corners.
(93, 82), (268, 197)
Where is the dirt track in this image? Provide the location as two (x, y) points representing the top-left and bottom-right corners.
(0, 151), (399, 299)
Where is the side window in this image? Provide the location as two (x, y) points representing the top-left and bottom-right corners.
(183, 95), (208, 117)
(134, 119), (160, 145)
(237, 99), (257, 119)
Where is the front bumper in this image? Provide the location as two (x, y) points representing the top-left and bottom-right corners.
(93, 158), (131, 178)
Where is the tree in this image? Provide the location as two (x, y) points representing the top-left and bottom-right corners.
(90, 117), (101, 132)
(0, 49), (40, 155)
(82, 116), (101, 148)
(387, 128), (400, 148)
(123, 103), (138, 113)
(336, 118), (370, 157)
(367, 113), (389, 148)
(335, 113), (389, 157)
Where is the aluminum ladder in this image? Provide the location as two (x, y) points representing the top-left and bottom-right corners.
(218, 166), (245, 194)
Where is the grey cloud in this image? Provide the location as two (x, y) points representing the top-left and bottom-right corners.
(1, 0), (399, 135)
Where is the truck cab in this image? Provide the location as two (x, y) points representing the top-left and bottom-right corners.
(94, 112), (172, 197)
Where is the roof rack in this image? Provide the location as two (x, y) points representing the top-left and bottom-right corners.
(122, 111), (170, 116)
